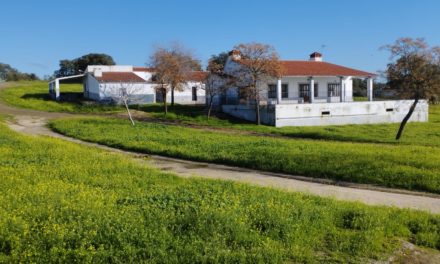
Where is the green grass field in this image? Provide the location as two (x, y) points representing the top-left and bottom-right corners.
(0, 81), (121, 113)
(2, 81), (439, 147)
(1, 119), (440, 262)
(50, 117), (440, 194)
(139, 103), (440, 147)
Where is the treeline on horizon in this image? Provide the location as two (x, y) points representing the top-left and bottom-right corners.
(0, 63), (39, 82)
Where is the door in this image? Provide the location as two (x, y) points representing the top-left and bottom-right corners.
(299, 84), (310, 103)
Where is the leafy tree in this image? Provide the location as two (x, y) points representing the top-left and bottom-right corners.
(54, 53), (115, 77)
(0, 63), (39, 81)
(383, 37), (440, 139)
(229, 43), (283, 125)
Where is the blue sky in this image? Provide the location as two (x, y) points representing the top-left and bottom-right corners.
(1, 0), (439, 78)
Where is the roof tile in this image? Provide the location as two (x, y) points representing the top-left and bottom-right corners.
(95, 72), (146, 83)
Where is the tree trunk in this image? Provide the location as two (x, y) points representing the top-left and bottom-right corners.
(207, 96), (214, 119)
(395, 96), (419, 140)
(171, 86), (175, 106)
(255, 99), (261, 125)
(163, 90), (168, 115)
(124, 99), (135, 126)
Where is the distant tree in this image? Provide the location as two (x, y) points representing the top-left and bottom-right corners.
(207, 52), (229, 72)
(229, 43), (283, 125)
(383, 37), (440, 139)
(149, 43), (201, 107)
(54, 53), (115, 77)
(352, 78), (367, 96)
(204, 53), (233, 118)
(0, 63), (39, 81)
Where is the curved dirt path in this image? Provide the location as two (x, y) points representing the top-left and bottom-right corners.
(1, 83), (440, 214)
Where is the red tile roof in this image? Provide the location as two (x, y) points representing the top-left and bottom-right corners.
(95, 72), (146, 83)
(133, 67), (154, 72)
(187, 71), (208, 81)
(280, 61), (375, 77)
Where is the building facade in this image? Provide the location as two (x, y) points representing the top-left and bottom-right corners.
(216, 51), (428, 127)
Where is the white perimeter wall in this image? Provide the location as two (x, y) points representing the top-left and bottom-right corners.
(275, 100), (428, 127)
(222, 100), (429, 127)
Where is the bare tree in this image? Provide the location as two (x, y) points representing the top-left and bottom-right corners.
(383, 38), (440, 139)
(150, 43), (201, 108)
(204, 56), (233, 118)
(229, 43), (283, 125)
(103, 82), (144, 126)
(150, 48), (175, 115)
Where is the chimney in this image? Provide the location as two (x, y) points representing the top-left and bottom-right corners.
(309, 52), (322, 62)
(229, 49), (241, 61)
(93, 68), (102, 77)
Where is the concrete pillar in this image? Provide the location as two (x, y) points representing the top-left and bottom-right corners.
(276, 78), (282, 104)
(309, 77), (314, 103)
(339, 77), (344, 102)
(367, 77), (373, 101)
(55, 79), (60, 101)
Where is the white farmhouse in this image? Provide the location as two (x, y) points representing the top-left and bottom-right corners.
(49, 65), (207, 105)
(216, 50), (429, 127)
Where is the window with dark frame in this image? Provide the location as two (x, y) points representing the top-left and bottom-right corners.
(192, 86), (197, 101)
(327, 83), (341, 97)
(268, 84), (289, 99)
(268, 84), (277, 99)
(282, 84), (288, 98)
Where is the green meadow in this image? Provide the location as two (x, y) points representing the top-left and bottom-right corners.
(50, 117), (440, 194)
(0, 81), (121, 113)
(0, 119), (440, 263)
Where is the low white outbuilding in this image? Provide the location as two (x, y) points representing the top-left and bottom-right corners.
(49, 65), (207, 105)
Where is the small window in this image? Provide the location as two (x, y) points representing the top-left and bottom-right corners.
(314, 83), (318, 97)
(386, 108), (394, 112)
(328, 83), (341, 97)
(192, 86), (197, 101)
(282, 84), (288, 98)
(268, 84), (277, 99)
(322, 111), (330, 115)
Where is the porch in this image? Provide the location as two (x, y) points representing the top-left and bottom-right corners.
(267, 76), (374, 105)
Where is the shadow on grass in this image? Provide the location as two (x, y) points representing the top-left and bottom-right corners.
(138, 104), (255, 125)
(21, 92), (84, 101)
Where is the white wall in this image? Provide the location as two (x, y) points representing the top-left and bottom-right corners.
(100, 82), (155, 103)
(133, 71), (153, 81)
(84, 74), (101, 100)
(157, 82), (206, 105)
(275, 100), (429, 127)
(86, 65), (133, 73)
(222, 100), (429, 127)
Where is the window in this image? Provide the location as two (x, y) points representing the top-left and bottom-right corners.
(268, 84), (277, 99)
(192, 86), (197, 101)
(327, 83), (341, 97)
(268, 84), (289, 99)
(282, 84), (288, 98)
(314, 83), (318, 97)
